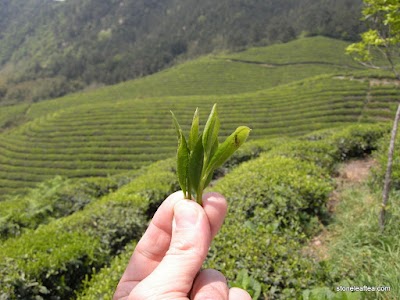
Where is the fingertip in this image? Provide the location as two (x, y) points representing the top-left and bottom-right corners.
(229, 287), (252, 300)
(203, 192), (227, 208)
(202, 192), (228, 238)
(191, 269), (229, 299)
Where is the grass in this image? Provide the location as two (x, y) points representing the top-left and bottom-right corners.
(317, 180), (400, 299)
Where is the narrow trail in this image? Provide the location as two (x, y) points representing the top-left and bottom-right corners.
(305, 157), (376, 261)
(333, 75), (400, 87)
(223, 58), (357, 69)
(334, 75), (400, 122)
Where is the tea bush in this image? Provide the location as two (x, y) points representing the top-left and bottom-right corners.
(205, 155), (333, 299)
(76, 242), (137, 300)
(0, 176), (120, 240)
(0, 230), (104, 299)
(328, 123), (389, 160)
(266, 140), (339, 172)
(0, 159), (178, 299)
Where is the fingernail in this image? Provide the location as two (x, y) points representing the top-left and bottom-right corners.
(175, 201), (199, 228)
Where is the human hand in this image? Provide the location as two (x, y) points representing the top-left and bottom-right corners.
(113, 191), (251, 300)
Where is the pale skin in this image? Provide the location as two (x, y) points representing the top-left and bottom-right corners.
(113, 191), (251, 300)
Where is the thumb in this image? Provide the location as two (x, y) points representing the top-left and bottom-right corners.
(131, 199), (211, 299)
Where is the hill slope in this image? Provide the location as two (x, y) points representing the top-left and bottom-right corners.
(0, 0), (364, 104)
(0, 36), (399, 198)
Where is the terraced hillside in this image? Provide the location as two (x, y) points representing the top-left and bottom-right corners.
(0, 36), (399, 198)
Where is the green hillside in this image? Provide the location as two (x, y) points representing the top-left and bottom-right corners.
(0, 0), (363, 104)
(0, 36), (399, 198)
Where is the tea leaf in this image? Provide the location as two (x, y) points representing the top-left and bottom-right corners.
(210, 134), (219, 160)
(205, 126), (251, 175)
(189, 108), (199, 151)
(188, 134), (204, 195)
(177, 130), (189, 197)
(170, 110), (182, 139)
(203, 169), (214, 188)
(202, 104), (220, 161)
(171, 104), (250, 204)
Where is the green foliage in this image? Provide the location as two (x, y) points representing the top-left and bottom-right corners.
(0, 103), (29, 131)
(231, 270), (262, 300)
(0, 228), (104, 300)
(300, 124), (400, 299)
(202, 123), (389, 299)
(346, 0), (400, 78)
(221, 137), (287, 170)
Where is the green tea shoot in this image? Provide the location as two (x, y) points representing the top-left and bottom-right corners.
(171, 103), (251, 204)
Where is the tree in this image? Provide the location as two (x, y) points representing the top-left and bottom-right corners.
(380, 103), (400, 231)
(346, 0), (400, 79)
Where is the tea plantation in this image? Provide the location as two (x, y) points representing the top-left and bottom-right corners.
(1, 37), (399, 198)
(1, 36), (400, 299)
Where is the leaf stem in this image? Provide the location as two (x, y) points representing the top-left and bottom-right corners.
(187, 179), (192, 200)
(197, 188), (203, 206)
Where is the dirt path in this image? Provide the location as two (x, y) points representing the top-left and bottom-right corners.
(337, 157), (376, 184)
(305, 158), (377, 260)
